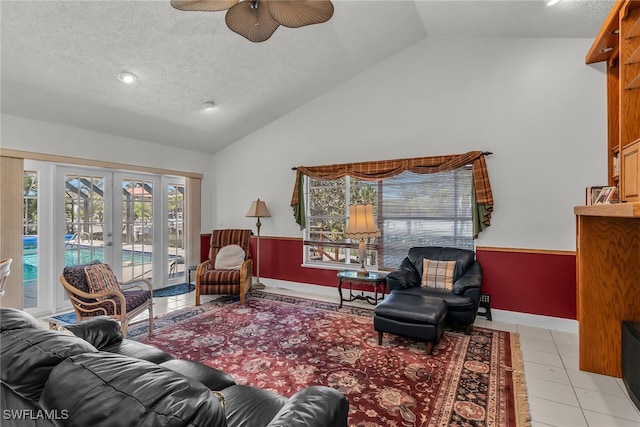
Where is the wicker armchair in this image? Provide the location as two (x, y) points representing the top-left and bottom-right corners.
(196, 229), (252, 306)
(59, 262), (153, 338)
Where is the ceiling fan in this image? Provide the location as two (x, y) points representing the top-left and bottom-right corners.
(170, 0), (335, 43)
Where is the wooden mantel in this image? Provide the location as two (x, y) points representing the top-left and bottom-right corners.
(574, 202), (640, 377)
(574, 202), (640, 218)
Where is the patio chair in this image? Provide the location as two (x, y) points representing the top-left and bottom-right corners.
(0, 258), (12, 297)
(59, 261), (153, 338)
(196, 229), (252, 306)
(169, 256), (185, 276)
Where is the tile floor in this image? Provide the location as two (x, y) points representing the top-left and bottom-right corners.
(54, 285), (640, 427)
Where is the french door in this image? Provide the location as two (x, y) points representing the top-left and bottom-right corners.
(51, 167), (183, 313)
(22, 161), (187, 316)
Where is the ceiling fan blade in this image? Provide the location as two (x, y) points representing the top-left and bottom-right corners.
(170, 0), (239, 12)
(225, 1), (280, 42)
(267, 0), (334, 28)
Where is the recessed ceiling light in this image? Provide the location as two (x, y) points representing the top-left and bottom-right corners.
(118, 72), (137, 84)
(599, 46), (614, 53)
(201, 101), (216, 111)
(546, 0), (561, 6)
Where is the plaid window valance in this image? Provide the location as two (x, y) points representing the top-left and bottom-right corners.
(290, 151), (494, 237)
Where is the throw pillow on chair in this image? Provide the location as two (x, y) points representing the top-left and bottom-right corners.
(84, 264), (121, 300)
(214, 245), (245, 270)
(421, 259), (456, 290)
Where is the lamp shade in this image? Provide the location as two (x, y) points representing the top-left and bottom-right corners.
(345, 204), (379, 239)
(246, 199), (271, 218)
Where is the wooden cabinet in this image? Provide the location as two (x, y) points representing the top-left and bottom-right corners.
(622, 139), (640, 201)
(577, 1), (640, 379)
(587, 1), (640, 201)
(574, 203), (640, 378)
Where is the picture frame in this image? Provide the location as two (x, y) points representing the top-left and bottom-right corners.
(594, 186), (617, 204)
(586, 186), (605, 205)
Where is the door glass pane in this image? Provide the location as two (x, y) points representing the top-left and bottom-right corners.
(23, 171), (38, 309)
(168, 183), (185, 280)
(121, 179), (153, 281)
(64, 174), (106, 267)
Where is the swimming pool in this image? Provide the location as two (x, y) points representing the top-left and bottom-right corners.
(23, 237), (153, 282)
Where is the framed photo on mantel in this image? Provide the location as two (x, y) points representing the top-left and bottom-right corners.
(593, 186), (618, 204)
(586, 186), (605, 205)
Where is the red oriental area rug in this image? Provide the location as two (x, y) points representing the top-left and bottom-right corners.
(134, 292), (530, 427)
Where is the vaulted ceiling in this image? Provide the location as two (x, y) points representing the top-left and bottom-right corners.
(1, 1), (614, 154)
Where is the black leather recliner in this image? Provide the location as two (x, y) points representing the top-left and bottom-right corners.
(386, 247), (483, 334)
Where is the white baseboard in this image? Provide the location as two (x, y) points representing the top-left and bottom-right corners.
(262, 278), (338, 298)
(258, 278), (579, 334)
(489, 308), (578, 333)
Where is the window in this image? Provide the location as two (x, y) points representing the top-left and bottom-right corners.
(304, 167), (474, 270)
(305, 176), (378, 269)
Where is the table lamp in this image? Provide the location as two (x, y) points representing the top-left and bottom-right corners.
(345, 204), (380, 276)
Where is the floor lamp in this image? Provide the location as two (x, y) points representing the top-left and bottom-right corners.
(345, 204), (380, 276)
(246, 199), (271, 289)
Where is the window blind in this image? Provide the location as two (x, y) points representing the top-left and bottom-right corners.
(378, 168), (473, 268)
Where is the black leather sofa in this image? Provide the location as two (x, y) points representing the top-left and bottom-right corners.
(0, 307), (348, 427)
(385, 246), (483, 334)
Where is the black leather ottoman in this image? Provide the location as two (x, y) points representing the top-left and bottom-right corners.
(374, 292), (447, 354)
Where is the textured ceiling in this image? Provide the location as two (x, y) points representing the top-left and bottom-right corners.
(416, 0), (614, 37)
(1, 0), (614, 154)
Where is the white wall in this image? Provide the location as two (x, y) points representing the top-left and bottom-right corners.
(0, 113), (215, 232)
(213, 36), (608, 252)
(2, 36), (609, 251)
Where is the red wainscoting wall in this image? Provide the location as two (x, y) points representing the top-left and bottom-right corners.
(200, 235), (577, 320)
(475, 248), (576, 320)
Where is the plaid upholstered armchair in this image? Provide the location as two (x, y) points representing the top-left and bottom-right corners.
(196, 229), (253, 306)
(59, 261), (153, 338)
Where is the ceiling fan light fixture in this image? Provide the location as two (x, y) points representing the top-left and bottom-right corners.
(170, 0), (334, 42)
(118, 72), (137, 84)
(225, 0), (280, 42)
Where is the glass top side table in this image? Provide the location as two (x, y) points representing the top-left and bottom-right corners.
(337, 270), (388, 308)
